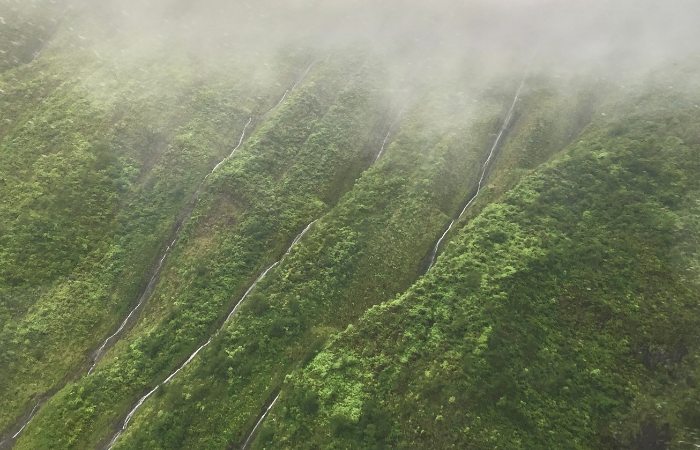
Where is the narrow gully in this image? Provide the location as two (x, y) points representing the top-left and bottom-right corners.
(101, 60), (320, 450)
(0, 116), (252, 450)
(372, 98), (409, 165)
(88, 113), (253, 375)
(106, 63), (397, 448)
(230, 58), (534, 450)
(100, 82), (304, 449)
(241, 393), (281, 450)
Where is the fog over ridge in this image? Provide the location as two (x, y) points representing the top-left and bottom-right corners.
(64, 0), (699, 65)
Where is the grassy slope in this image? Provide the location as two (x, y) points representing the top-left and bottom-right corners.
(262, 59), (700, 450)
(0, 13), (306, 435)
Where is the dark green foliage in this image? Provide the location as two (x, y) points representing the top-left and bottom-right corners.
(300, 390), (320, 415)
(11, 52), (390, 449)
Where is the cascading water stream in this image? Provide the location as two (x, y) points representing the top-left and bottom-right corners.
(0, 401), (40, 449)
(236, 101), (409, 449)
(88, 230), (178, 374)
(259, 59), (315, 118)
(293, 60), (316, 90)
(101, 63), (320, 450)
(226, 262), (279, 322)
(2, 117), (253, 449)
(235, 95), (414, 450)
(3, 53), (318, 450)
(0, 116), (253, 449)
(88, 116), (252, 376)
(373, 130), (392, 164)
(241, 393), (281, 450)
(104, 219), (318, 449)
(425, 82), (522, 269)
(207, 118), (253, 178)
(273, 90), (289, 109)
(426, 51), (538, 271)
(373, 99), (410, 164)
(10, 403), (39, 440)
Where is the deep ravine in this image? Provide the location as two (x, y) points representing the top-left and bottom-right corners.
(235, 108), (407, 450)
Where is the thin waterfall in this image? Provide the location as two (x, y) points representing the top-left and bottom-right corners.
(427, 51), (538, 271)
(89, 116), (252, 375)
(427, 220), (456, 269)
(259, 59), (315, 118)
(237, 99), (412, 450)
(226, 263), (279, 322)
(4, 61), (318, 450)
(373, 98), (411, 164)
(102, 65), (320, 450)
(2, 117), (254, 449)
(105, 220), (318, 449)
(207, 117), (253, 178)
(373, 130), (392, 164)
(11, 403), (39, 439)
(241, 393), (281, 450)
(274, 90), (289, 108)
(292, 60), (316, 90)
(0, 401), (40, 450)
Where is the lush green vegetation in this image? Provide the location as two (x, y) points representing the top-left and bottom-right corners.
(11, 50), (393, 449)
(0, 17), (307, 435)
(3, 3), (700, 450)
(260, 62), (700, 449)
(100, 68), (612, 450)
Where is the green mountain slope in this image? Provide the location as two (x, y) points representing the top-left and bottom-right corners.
(2, 2), (700, 450)
(0, 4), (310, 437)
(261, 59), (700, 450)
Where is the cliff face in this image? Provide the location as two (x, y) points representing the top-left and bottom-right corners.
(1, 2), (699, 450)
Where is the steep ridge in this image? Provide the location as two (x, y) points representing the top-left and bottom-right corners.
(105, 218), (318, 450)
(88, 116), (254, 376)
(427, 73), (610, 272)
(261, 59), (700, 449)
(3, 4), (699, 450)
(101, 64), (541, 450)
(427, 65), (532, 270)
(0, 17), (311, 445)
(86, 57), (317, 379)
(11, 53), (391, 450)
(1, 109), (258, 448)
(231, 71), (612, 450)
